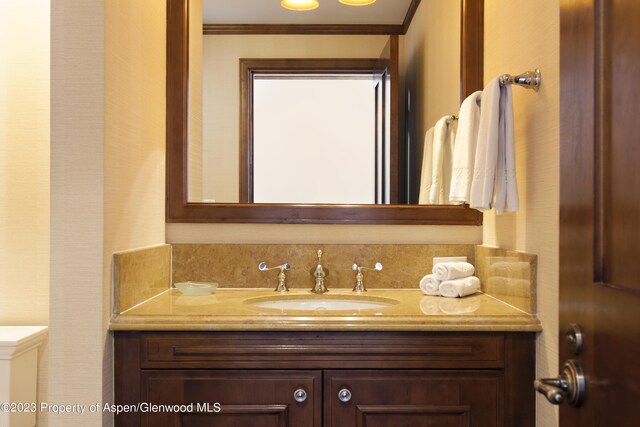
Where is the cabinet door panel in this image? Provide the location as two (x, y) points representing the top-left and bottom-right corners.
(140, 370), (320, 427)
(325, 370), (501, 427)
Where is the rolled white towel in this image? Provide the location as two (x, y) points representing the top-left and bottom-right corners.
(419, 274), (441, 296)
(439, 276), (481, 298)
(432, 262), (475, 281)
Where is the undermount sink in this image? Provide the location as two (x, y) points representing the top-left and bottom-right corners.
(245, 294), (399, 312)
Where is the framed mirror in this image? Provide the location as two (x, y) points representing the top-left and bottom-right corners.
(166, 0), (484, 224)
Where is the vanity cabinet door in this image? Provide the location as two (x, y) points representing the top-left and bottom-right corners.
(324, 370), (501, 427)
(141, 370), (321, 427)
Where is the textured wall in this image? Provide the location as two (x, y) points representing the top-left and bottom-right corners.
(167, 223), (483, 244)
(0, 1), (50, 424)
(50, 0), (106, 425)
(104, 0), (167, 424)
(482, 1), (560, 425)
(0, 0), (50, 327)
(50, 0), (167, 425)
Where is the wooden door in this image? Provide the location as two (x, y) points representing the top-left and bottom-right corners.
(558, 0), (640, 425)
(324, 370), (501, 427)
(141, 370), (321, 427)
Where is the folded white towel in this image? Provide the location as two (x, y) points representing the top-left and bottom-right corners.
(432, 262), (475, 281)
(419, 274), (441, 296)
(418, 127), (435, 204)
(429, 116), (457, 204)
(439, 276), (481, 298)
(470, 76), (519, 212)
(450, 91), (482, 203)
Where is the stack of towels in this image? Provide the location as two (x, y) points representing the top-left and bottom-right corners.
(419, 262), (480, 298)
(419, 75), (518, 213)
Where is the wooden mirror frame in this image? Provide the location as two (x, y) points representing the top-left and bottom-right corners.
(166, 0), (484, 224)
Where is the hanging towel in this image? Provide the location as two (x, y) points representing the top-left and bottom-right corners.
(494, 83), (519, 213)
(429, 116), (457, 204)
(418, 127), (435, 204)
(469, 76), (518, 212)
(419, 274), (441, 296)
(432, 261), (475, 281)
(439, 276), (481, 298)
(450, 91), (482, 203)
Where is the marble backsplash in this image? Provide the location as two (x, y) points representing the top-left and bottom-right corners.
(113, 244), (171, 313)
(475, 245), (537, 314)
(112, 243), (537, 315)
(171, 244), (476, 291)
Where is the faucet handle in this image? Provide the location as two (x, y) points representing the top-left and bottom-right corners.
(351, 262), (383, 293)
(259, 262), (291, 292)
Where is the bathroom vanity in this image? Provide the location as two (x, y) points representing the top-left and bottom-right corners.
(112, 289), (539, 427)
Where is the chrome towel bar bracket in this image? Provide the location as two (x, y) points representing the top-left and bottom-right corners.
(499, 69), (542, 92)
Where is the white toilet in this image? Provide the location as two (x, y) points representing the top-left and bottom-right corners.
(0, 326), (48, 427)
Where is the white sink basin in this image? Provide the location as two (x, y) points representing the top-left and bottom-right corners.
(246, 294), (398, 312)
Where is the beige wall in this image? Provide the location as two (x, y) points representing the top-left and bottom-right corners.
(0, 0), (50, 334)
(104, 0), (167, 423)
(50, 0), (166, 425)
(401, 0), (461, 144)
(50, 0), (105, 424)
(482, 1), (560, 426)
(167, 224), (482, 244)
(0, 1), (50, 423)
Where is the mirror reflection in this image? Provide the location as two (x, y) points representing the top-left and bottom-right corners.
(186, 0), (462, 206)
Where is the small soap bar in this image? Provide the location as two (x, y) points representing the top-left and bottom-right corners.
(174, 282), (218, 296)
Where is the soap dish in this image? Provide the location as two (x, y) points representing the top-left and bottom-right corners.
(174, 282), (218, 296)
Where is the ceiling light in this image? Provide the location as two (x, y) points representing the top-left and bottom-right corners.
(339, 0), (377, 5)
(281, 0), (320, 11)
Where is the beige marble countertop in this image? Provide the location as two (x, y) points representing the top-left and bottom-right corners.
(110, 289), (541, 332)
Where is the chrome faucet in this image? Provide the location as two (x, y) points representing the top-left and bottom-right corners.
(259, 262), (291, 292)
(351, 262), (383, 293)
(310, 249), (329, 294)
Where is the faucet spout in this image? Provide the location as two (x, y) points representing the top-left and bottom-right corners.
(311, 249), (329, 294)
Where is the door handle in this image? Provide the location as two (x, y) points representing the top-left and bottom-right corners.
(534, 359), (585, 407)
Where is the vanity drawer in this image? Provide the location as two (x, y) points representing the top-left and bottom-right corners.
(136, 331), (505, 369)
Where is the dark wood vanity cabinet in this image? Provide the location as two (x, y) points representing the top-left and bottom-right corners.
(142, 370), (321, 426)
(114, 331), (535, 427)
(325, 370), (500, 426)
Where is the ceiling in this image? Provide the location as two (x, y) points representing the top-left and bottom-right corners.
(202, 0), (415, 26)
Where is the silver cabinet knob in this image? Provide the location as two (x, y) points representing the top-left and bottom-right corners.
(293, 388), (307, 403)
(338, 388), (352, 403)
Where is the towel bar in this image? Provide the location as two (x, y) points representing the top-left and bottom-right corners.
(499, 69), (542, 91)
